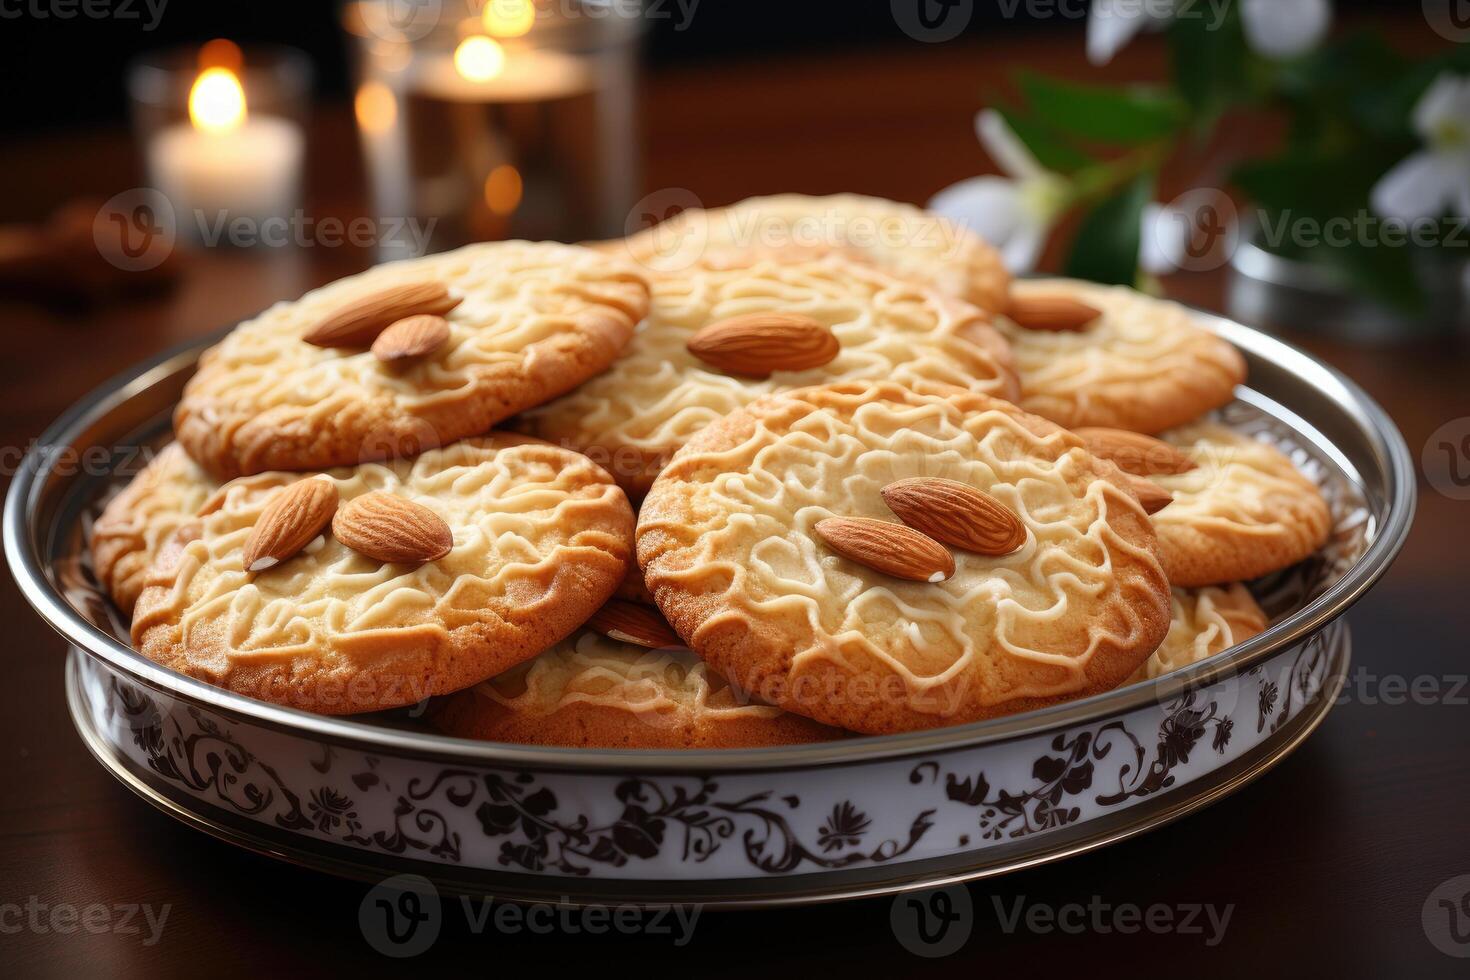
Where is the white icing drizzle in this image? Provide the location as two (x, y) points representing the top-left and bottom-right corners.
(1154, 422), (1330, 535)
(522, 254), (1016, 482)
(609, 192), (1010, 311)
(995, 279), (1243, 428)
(640, 385), (1169, 713)
(133, 438), (628, 666)
(472, 629), (785, 720)
(1135, 585), (1268, 681)
(182, 241), (646, 415)
(91, 443), (216, 604)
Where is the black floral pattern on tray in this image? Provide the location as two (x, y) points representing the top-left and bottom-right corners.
(453, 771), (932, 875)
(818, 802), (872, 853)
(95, 624), (1340, 876)
(910, 634), (1335, 844)
(113, 679), (313, 832)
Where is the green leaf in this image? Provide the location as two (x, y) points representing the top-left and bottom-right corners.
(1276, 33), (1416, 146)
(1169, 8), (1249, 120)
(1064, 174), (1154, 286)
(992, 105), (1093, 175)
(1233, 149), (1402, 228)
(1018, 73), (1185, 144)
(1233, 156), (1354, 218)
(1275, 32), (1407, 101)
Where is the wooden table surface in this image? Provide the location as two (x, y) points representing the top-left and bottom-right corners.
(2, 33), (1469, 977)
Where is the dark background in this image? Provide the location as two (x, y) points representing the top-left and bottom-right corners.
(1, 1), (1468, 977)
(0, 0), (1416, 133)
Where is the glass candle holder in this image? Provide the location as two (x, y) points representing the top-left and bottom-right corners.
(128, 43), (312, 246)
(343, 0), (644, 258)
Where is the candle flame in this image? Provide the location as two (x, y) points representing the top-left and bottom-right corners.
(484, 164), (523, 216)
(454, 35), (505, 83)
(355, 82), (397, 135)
(483, 0), (535, 37)
(189, 67), (247, 133)
(197, 38), (243, 73)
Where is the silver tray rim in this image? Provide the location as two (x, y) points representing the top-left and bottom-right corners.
(6, 309), (1416, 774)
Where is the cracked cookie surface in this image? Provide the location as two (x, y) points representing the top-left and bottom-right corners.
(1131, 584), (1269, 683)
(996, 279), (1246, 433)
(636, 382), (1171, 734)
(1150, 422), (1333, 587)
(131, 434), (633, 714)
(431, 626), (843, 748)
(175, 241), (649, 480)
(604, 193), (1012, 315)
(92, 442), (217, 615)
(520, 254), (1017, 496)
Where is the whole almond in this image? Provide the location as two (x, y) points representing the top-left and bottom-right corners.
(1007, 294), (1102, 333)
(304, 282), (460, 348)
(332, 491), (453, 563)
(1124, 474), (1174, 515)
(814, 517), (955, 583)
(1076, 427), (1197, 476)
(372, 314), (451, 363)
(242, 478), (339, 572)
(881, 478), (1026, 556)
(588, 599), (681, 649)
(686, 312), (839, 377)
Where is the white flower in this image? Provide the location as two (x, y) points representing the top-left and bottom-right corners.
(1088, 0), (1332, 66)
(1140, 202), (1190, 275)
(928, 111), (1070, 273)
(1239, 0), (1332, 60)
(1088, 0), (1176, 66)
(1371, 74), (1470, 223)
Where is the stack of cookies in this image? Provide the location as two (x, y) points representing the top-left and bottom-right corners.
(91, 195), (1331, 747)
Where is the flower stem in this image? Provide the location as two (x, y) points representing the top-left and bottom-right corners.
(1065, 140), (1174, 208)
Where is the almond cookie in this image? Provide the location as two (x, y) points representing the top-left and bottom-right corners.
(1130, 585), (1269, 683)
(1149, 423), (1333, 587)
(91, 443), (217, 615)
(604, 193), (1012, 315)
(91, 447), (301, 615)
(636, 382), (1171, 734)
(175, 241), (650, 480)
(431, 626), (843, 748)
(995, 279), (1247, 434)
(131, 435), (634, 715)
(518, 254), (1018, 496)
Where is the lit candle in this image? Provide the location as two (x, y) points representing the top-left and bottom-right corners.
(414, 35), (593, 103)
(147, 56), (305, 230)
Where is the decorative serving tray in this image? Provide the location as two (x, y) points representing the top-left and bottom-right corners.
(6, 309), (1413, 907)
